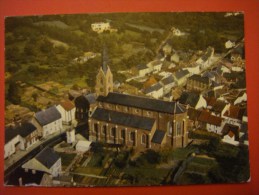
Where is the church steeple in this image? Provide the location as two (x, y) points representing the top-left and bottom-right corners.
(102, 46), (108, 74)
(95, 47), (113, 97)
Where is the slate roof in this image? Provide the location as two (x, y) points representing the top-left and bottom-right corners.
(91, 108), (155, 131)
(35, 106), (61, 126)
(5, 122), (37, 143)
(97, 92), (186, 114)
(5, 126), (19, 144)
(212, 101), (227, 113)
(151, 130), (166, 144)
(179, 92), (200, 108)
(84, 93), (96, 104)
(174, 69), (189, 80)
(143, 83), (163, 94)
(137, 64), (149, 70)
(35, 147), (60, 169)
(189, 74), (210, 84)
(161, 75), (175, 86)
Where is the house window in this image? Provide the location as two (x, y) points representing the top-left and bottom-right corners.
(102, 125), (107, 135)
(120, 129), (126, 139)
(141, 134), (146, 144)
(130, 132), (135, 142)
(94, 123), (98, 133)
(176, 122), (182, 136)
(124, 107), (128, 112)
(147, 111), (151, 116)
(135, 109), (139, 113)
(111, 127), (116, 137)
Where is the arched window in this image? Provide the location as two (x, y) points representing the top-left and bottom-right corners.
(130, 132), (135, 142)
(120, 129), (126, 139)
(111, 127), (116, 137)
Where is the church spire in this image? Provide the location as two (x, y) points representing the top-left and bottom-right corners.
(102, 45), (108, 74)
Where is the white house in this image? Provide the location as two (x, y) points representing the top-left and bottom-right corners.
(76, 140), (92, 153)
(221, 123), (240, 146)
(143, 83), (164, 99)
(4, 126), (20, 159)
(231, 66), (244, 72)
(22, 147), (61, 177)
(4, 122), (38, 159)
(222, 132), (239, 146)
(183, 65), (201, 76)
(91, 22), (111, 33)
(196, 47), (214, 70)
(171, 53), (180, 63)
(173, 69), (190, 86)
(223, 105), (245, 128)
(32, 106), (62, 138)
(56, 100), (76, 125)
(234, 92), (247, 105)
(225, 40), (236, 49)
(137, 64), (152, 77)
(160, 75), (176, 94)
(149, 60), (163, 73)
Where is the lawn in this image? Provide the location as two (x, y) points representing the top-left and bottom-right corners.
(56, 152), (77, 168)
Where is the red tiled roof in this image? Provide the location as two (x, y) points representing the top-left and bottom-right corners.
(224, 105), (245, 120)
(198, 110), (222, 126)
(60, 100), (75, 111)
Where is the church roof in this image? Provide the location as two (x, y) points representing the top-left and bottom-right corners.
(97, 92), (186, 114)
(91, 107), (155, 131)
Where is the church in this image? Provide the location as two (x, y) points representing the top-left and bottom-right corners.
(88, 50), (189, 150)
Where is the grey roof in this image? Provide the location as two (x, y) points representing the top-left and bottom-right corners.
(84, 93), (96, 104)
(137, 64), (148, 70)
(5, 126), (19, 144)
(143, 83), (163, 94)
(179, 92), (200, 108)
(174, 69), (189, 80)
(35, 106), (61, 126)
(151, 130), (166, 144)
(161, 75), (175, 85)
(35, 147), (60, 169)
(97, 92), (186, 114)
(91, 108), (155, 131)
(5, 122), (37, 143)
(189, 74), (210, 84)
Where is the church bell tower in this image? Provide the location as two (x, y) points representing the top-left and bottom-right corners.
(95, 48), (113, 97)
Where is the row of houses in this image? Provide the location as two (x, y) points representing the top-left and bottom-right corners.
(4, 101), (76, 159)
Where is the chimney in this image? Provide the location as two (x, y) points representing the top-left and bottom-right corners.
(19, 177), (23, 186)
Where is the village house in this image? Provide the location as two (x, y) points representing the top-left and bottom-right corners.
(186, 74), (210, 92)
(32, 106), (62, 138)
(223, 105), (246, 127)
(183, 65), (201, 76)
(196, 47), (214, 70)
(221, 123), (240, 146)
(170, 53), (180, 63)
(91, 22), (111, 33)
(137, 64), (152, 77)
(173, 69), (190, 86)
(160, 75), (176, 94)
(56, 100), (76, 125)
(143, 83), (164, 99)
(89, 92), (189, 150)
(225, 40), (236, 49)
(206, 97), (230, 117)
(4, 122), (38, 159)
(22, 147), (61, 177)
(197, 110), (224, 134)
(74, 93), (97, 122)
(162, 43), (172, 55)
(147, 60), (163, 73)
(179, 91), (207, 110)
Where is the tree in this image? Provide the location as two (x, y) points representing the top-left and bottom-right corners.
(7, 80), (21, 105)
